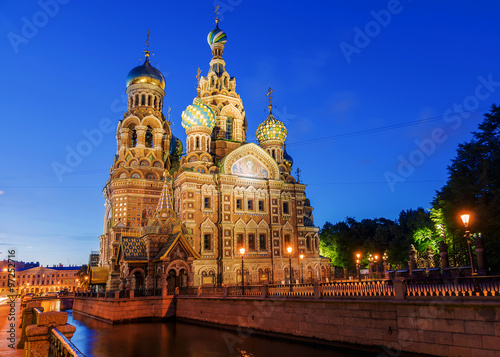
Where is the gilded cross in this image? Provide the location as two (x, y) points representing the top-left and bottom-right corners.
(196, 67), (202, 84)
(295, 167), (301, 183)
(167, 105), (171, 122)
(215, 4), (220, 23)
(267, 87), (273, 112)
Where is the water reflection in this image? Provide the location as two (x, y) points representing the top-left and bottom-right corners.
(67, 311), (378, 357)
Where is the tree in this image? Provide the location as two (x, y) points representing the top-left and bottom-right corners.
(77, 264), (89, 290)
(432, 105), (500, 272)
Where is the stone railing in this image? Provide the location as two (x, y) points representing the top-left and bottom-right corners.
(177, 276), (500, 300)
(18, 304), (80, 357)
(48, 327), (85, 357)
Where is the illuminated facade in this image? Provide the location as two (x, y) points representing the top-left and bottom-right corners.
(0, 266), (81, 295)
(97, 20), (329, 291)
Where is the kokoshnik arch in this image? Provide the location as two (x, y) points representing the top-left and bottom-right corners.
(93, 18), (330, 291)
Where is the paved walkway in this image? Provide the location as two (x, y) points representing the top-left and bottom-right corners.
(0, 297), (25, 357)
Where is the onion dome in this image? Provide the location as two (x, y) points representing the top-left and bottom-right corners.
(169, 134), (183, 156)
(256, 112), (287, 143)
(181, 99), (216, 130)
(283, 144), (294, 168)
(126, 55), (165, 90)
(207, 22), (227, 46)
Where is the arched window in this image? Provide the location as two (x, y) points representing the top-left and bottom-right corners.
(154, 97), (157, 109)
(224, 77), (227, 87)
(134, 94), (139, 107)
(148, 95), (151, 106)
(272, 149), (275, 159)
(141, 94), (146, 106)
(131, 129), (137, 147)
(145, 126), (153, 148)
(226, 117), (233, 140)
(196, 137), (200, 149)
(306, 236), (311, 250)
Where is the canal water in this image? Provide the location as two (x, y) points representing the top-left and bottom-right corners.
(40, 300), (383, 357)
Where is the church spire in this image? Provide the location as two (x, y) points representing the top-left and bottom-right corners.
(156, 171), (174, 215)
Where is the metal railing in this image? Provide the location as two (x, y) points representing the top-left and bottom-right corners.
(48, 327), (85, 357)
(405, 276), (500, 297)
(322, 280), (394, 297)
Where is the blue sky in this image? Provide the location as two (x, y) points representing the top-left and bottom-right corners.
(1, 1), (499, 266)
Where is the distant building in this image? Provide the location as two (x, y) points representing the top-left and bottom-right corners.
(0, 265), (81, 295)
(95, 18), (329, 291)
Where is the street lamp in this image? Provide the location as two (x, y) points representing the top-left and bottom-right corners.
(240, 247), (245, 294)
(461, 214), (476, 275)
(287, 246), (293, 291)
(356, 253), (361, 281)
(299, 254), (304, 284)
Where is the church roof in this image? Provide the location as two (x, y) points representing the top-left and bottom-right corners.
(153, 232), (180, 260)
(121, 236), (147, 261)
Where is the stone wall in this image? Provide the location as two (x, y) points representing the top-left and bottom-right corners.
(175, 297), (500, 356)
(73, 296), (175, 324)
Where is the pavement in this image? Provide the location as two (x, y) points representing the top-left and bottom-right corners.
(0, 296), (25, 357)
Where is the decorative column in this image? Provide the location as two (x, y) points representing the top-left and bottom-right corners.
(135, 125), (147, 149)
(475, 234), (487, 276)
(427, 245), (435, 268)
(153, 128), (164, 151)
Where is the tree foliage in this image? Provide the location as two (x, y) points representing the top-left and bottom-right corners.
(319, 208), (437, 269)
(432, 105), (500, 272)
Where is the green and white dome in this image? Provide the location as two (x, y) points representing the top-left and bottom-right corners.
(256, 113), (287, 143)
(181, 99), (216, 130)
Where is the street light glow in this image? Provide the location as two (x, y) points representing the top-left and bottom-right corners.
(287, 246), (292, 254)
(299, 254), (304, 260)
(239, 247), (245, 255)
(461, 214), (470, 228)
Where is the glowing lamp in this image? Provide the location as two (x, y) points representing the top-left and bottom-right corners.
(299, 254), (304, 260)
(239, 247), (245, 255)
(461, 214), (470, 228)
(287, 246), (292, 254)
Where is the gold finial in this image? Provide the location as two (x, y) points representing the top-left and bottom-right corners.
(267, 87), (273, 113)
(215, 4), (220, 25)
(196, 67), (202, 94)
(145, 29), (150, 58)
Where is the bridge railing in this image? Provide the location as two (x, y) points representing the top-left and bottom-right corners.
(322, 279), (394, 298)
(49, 327), (86, 357)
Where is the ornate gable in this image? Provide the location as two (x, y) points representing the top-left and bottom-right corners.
(220, 143), (280, 180)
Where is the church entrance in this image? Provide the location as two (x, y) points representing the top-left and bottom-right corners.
(166, 268), (189, 294)
(133, 271), (144, 290)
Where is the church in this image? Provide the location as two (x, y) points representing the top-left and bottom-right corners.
(94, 16), (330, 291)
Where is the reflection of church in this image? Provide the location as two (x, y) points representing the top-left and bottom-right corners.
(96, 17), (329, 292)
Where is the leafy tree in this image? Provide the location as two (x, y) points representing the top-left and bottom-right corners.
(432, 105), (500, 272)
(77, 264), (89, 290)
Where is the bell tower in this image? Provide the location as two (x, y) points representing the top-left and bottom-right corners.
(196, 14), (248, 160)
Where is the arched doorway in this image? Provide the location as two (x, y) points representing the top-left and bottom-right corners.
(133, 271), (144, 290)
(167, 270), (176, 295)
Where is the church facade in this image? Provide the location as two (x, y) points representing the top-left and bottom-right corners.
(95, 20), (329, 291)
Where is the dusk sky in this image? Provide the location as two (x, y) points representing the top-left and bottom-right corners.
(1, 1), (499, 266)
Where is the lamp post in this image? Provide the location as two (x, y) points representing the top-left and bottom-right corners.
(240, 247), (245, 294)
(287, 246), (293, 291)
(461, 214), (476, 276)
(356, 253), (361, 281)
(299, 254), (304, 284)
(374, 255), (379, 279)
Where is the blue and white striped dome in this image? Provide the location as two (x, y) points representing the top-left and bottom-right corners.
(207, 23), (227, 46)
